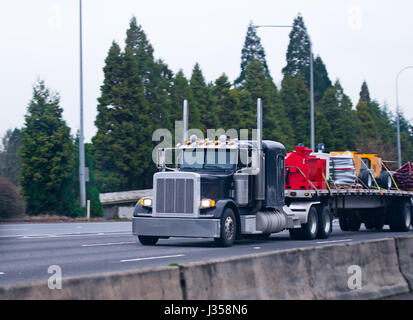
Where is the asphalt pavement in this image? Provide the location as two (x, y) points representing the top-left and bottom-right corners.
(0, 220), (411, 286)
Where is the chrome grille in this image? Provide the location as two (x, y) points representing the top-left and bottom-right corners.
(155, 176), (195, 214)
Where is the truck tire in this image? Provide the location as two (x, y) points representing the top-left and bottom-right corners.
(348, 216), (361, 231)
(339, 214), (350, 231)
(214, 208), (236, 247)
(138, 235), (159, 246)
(364, 221), (375, 230)
(365, 218), (384, 230)
(289, 206), (319, 241)
(378, 171), (392, 190)
(317, 206), (333, 239)
(359, 170), (372, 189)
(339, 213), (361, 231)
(389, 201), (412, 232)
(289, 228), (303, 240)
(302, 206), (319, 240)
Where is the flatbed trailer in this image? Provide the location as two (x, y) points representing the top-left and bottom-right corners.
(285, 188), (413, 235)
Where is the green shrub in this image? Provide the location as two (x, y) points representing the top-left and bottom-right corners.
(0, 176), (26, 218)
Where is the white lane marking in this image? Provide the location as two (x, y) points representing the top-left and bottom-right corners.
(14, 232), (130, 239)
(82, 241), (135, 247)
(0, 272), (5, 275)
(253, 247), (261, 250)
(120, 254), (185, 263)
(316, 239), (352, 244)
(0, 228), (28, 231)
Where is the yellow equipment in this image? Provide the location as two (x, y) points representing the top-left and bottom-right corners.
(330, 152), (393, 189)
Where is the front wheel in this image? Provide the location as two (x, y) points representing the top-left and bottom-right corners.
(138, 235), (159, 246)
(214, 208), (236, 247)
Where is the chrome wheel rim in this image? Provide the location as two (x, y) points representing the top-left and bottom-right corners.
(405, 208), (411, 228)
(310, 213), (317, 235)
(324, 212), (331, 233)
(224, 216), (234, 240)
(367, 175), (372, 188)
(387, 176), (392, 189)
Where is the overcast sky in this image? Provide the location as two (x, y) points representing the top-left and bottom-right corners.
(1, 0), (413, 143)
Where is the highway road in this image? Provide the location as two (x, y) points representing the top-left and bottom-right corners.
(0, 221), (411, 286)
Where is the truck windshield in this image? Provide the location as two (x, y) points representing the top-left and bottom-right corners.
(180, 149), (237, 170)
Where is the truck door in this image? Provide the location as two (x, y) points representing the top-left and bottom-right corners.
(276, 155), (285, 205)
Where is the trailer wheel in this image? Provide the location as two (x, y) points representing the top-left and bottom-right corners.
(339, 215), (350, 231)
(364, 221), (375, 230)
(302, 207), (319, 240)
(339, 213), (361, 231)
(317, 206), (333, 239)
(137, 235), (159, 246)
(348, 216), (361, 231)
(389, 201), (412, 232)
(289, 207), (319, 240)
(214, 208), (236, 247)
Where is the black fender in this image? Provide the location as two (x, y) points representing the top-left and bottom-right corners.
(133, 201), (152, 216)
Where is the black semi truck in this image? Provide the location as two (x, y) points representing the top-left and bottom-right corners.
(132, 99), (413, 247)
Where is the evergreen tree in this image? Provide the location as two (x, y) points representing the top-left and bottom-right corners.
(313, 55), (332, 102)
(282, 14), (312, 83)
(20, 80), (79, 216)
(315, 81), (358, 151)
(0, 128), (22, 185)
(92, 44), (153, 191)
(74, 137), (103, 217)
(125, 16), (173, 130)
(170, 70), (201, 138)
(333, 81), (358, 150)
(280, 73), (311, 147)
(359, 81), (371, 105)
(235, 21), (270, 86)
(213, 74), (241, 131)
(356, 99), (380, 140)
(244, 60), (295, 149)
(190, 63), (217, 131)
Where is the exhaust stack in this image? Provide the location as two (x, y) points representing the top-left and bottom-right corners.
(255, 98), (265, 200)
(257, 98), (262, 153)
(182, 99), (188, 145)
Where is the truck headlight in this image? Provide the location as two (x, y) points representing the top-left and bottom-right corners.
(200, 199), (216, 209)
(140, 198), (152, 208)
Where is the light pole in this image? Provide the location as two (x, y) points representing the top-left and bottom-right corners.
(253, 24), (316, 151)
(396, 66), (413, 168)
(79, 0), (86, 207)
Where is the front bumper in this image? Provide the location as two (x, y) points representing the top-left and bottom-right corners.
(132, 216), (221, 238)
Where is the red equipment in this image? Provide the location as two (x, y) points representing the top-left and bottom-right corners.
(285, 146), (327, 190)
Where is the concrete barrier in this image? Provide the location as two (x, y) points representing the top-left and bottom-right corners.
(181, 238), (409, 300)
(395, 235), (413, 290)
(0, 266), (182, 300)
(0, 237), (411, 300)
